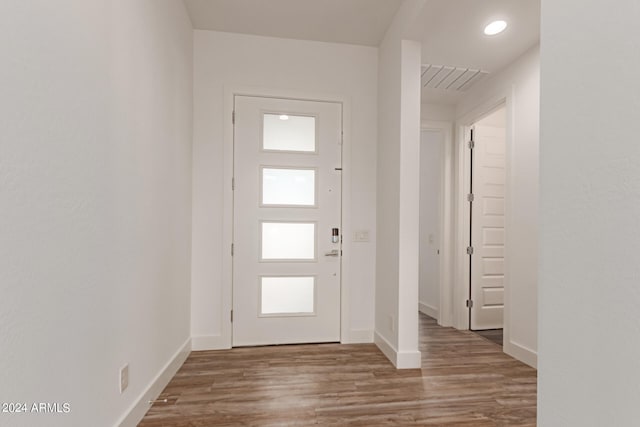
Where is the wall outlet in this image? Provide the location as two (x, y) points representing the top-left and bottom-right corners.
(120, 364), (129, 394)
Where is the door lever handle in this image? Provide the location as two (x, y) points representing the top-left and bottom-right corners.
(324, 249), (340, 257)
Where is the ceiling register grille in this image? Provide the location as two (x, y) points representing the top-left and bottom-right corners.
(421, 64), (489, 92)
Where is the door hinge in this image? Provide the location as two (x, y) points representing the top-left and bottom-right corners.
(231, 243), (234, 256)
(466, 299), (474, 308)
(232, 110), (235, 124)
(230, 310), (233, 322)
(232, 177), (235, 190)
(468, 140), (475, 150)
(466, 246), (474, 255)
(467, 193), (474, 202)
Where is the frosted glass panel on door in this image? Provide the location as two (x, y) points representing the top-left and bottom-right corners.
(261, 277), (315, 315)
(262, 167), (316, 206)
(263, 114), (316, 152)
(261, 222), (315, 260)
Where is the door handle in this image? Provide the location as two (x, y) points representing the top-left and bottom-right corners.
(324, 249), (340, 257)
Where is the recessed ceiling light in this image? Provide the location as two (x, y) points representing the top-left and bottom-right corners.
(484, 20), (507, 36)
(279, 114), (289, 121)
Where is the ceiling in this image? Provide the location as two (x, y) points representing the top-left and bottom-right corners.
(183, 0), (404, 46)
(183, 0), (540, 106)
(419, 0), (540, 105)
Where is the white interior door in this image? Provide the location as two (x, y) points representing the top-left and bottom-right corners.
(471, 124), (506, 330)
(232, 95), (342, 346)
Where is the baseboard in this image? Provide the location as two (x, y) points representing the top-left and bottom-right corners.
(374, 331), (422, 369)
(505, 340), (537, 369)
(396, 349), (422, 369)
(193, 331), (374, 348)
(343, 329), (374, 343)
(374, 331), (397, 365)
(117, 338), (191, 427)
(191, 334), (230, 351)
(418, 302), (439, 319)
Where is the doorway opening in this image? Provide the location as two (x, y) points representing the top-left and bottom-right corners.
(418, 129), (444, 322)
(417, 120), (454, 330)
(467, 105), (507, 345)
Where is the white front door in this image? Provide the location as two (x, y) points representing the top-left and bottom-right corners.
(232, 95), (342, 346)
(471, 124), (506, 330)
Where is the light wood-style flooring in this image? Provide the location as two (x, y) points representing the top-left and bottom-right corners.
(139, 314), (536, 426)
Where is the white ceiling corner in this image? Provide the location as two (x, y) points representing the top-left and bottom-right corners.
(182, 0), (540, 106)
(183, 0), (404, 47)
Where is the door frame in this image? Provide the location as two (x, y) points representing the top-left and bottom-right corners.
(221, 86), (352, 348)
(419, 120), (454, 327)
(452, 92), (513, 336)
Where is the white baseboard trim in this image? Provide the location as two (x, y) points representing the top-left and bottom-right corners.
(396, 349), (422, 369)
(374, 331), (396, 365)
(191, 334), (230, 351)
(117, 337), (191, 427)
(374, 331), (421, 369)
(505, 340), (537, 369)
(418, 302), (439, 319)
(193, 331), (376, 349)
(343, 329), (374, 343)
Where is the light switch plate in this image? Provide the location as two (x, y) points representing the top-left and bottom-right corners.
(354, 230), (370, 242)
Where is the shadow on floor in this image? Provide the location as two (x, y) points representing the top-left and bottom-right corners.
(473, 328), (503, 346)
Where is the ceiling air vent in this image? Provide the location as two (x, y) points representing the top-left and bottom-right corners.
(421, 64), (488, 92)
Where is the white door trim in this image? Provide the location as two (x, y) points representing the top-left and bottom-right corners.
(219, 86), (353, 348)
(419, 120), (454, 327)
(453, 91), (513, 335)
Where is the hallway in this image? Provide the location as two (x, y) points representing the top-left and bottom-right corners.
(140, 314), (536, 426)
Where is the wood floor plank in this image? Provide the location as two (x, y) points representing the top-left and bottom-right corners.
(138, 314), (536, 426)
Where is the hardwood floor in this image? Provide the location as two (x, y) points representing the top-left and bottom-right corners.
(139, 314), (536, 426)
(473, 329), (504, 347)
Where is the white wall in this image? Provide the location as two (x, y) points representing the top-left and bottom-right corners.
(375, 0), (424, 368)
(421, 103), (455, 122)
(539, 1), (640, 424)
(0, 1), (193, 426)
(191, 30), (378, 347)
(456, 45), (539, 367)
(419, 130), (443, 318)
